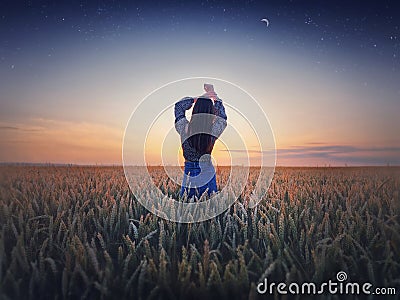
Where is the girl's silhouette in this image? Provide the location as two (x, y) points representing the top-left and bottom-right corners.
(174, 84), (227, 199)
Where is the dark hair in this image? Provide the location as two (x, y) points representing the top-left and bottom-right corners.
(188, 98), (215, 154)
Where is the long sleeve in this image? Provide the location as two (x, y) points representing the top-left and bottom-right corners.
(212, 97), (227, 138)
(174, 97), (194, 135)
(213, 97), (227, 120)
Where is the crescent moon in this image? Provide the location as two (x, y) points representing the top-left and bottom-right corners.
(261, 18), (270, 27)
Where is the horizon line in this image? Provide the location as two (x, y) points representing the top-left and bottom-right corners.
(0, 162), (399, 168)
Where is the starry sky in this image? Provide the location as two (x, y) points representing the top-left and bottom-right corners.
(0, 0), (399, 166)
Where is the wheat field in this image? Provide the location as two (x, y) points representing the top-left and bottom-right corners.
(0, 166), (399, 299)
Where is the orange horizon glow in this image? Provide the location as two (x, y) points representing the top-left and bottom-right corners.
(0, 117), (399, 166)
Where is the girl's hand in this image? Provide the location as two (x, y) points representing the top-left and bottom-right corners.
(204, 83), (215, 93)
(201, 91), (218, 101)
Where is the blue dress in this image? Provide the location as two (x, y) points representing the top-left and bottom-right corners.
(174, 97), (227, 198)
(180, 160), (218, 198)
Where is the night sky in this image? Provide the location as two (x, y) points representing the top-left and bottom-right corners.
(0, 0), (399, 165)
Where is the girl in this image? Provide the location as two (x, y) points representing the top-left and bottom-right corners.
(174, 84), (227, 199)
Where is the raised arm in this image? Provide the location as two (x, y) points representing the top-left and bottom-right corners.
(174, 96), (194, 135)
(212, 97), (227, 138)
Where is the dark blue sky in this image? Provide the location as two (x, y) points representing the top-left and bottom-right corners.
(0, 0), (399, 165)
(1, 0), (398, 66)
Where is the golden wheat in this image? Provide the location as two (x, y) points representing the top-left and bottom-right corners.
(0, 166), (398, 299)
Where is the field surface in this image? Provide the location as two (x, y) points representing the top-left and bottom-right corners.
(0, 166), (399, 299)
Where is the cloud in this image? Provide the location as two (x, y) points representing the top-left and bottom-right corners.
(0, 126), (20, 130)
(0, 124), (43, 132)
(304, 142), (328, 145)
(284, 145), (400, 165)
(0, 118), (123, 164)
(278, 145), (400, 155)
(219, 149), (275, 153)
(219, 145), (400, 165)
